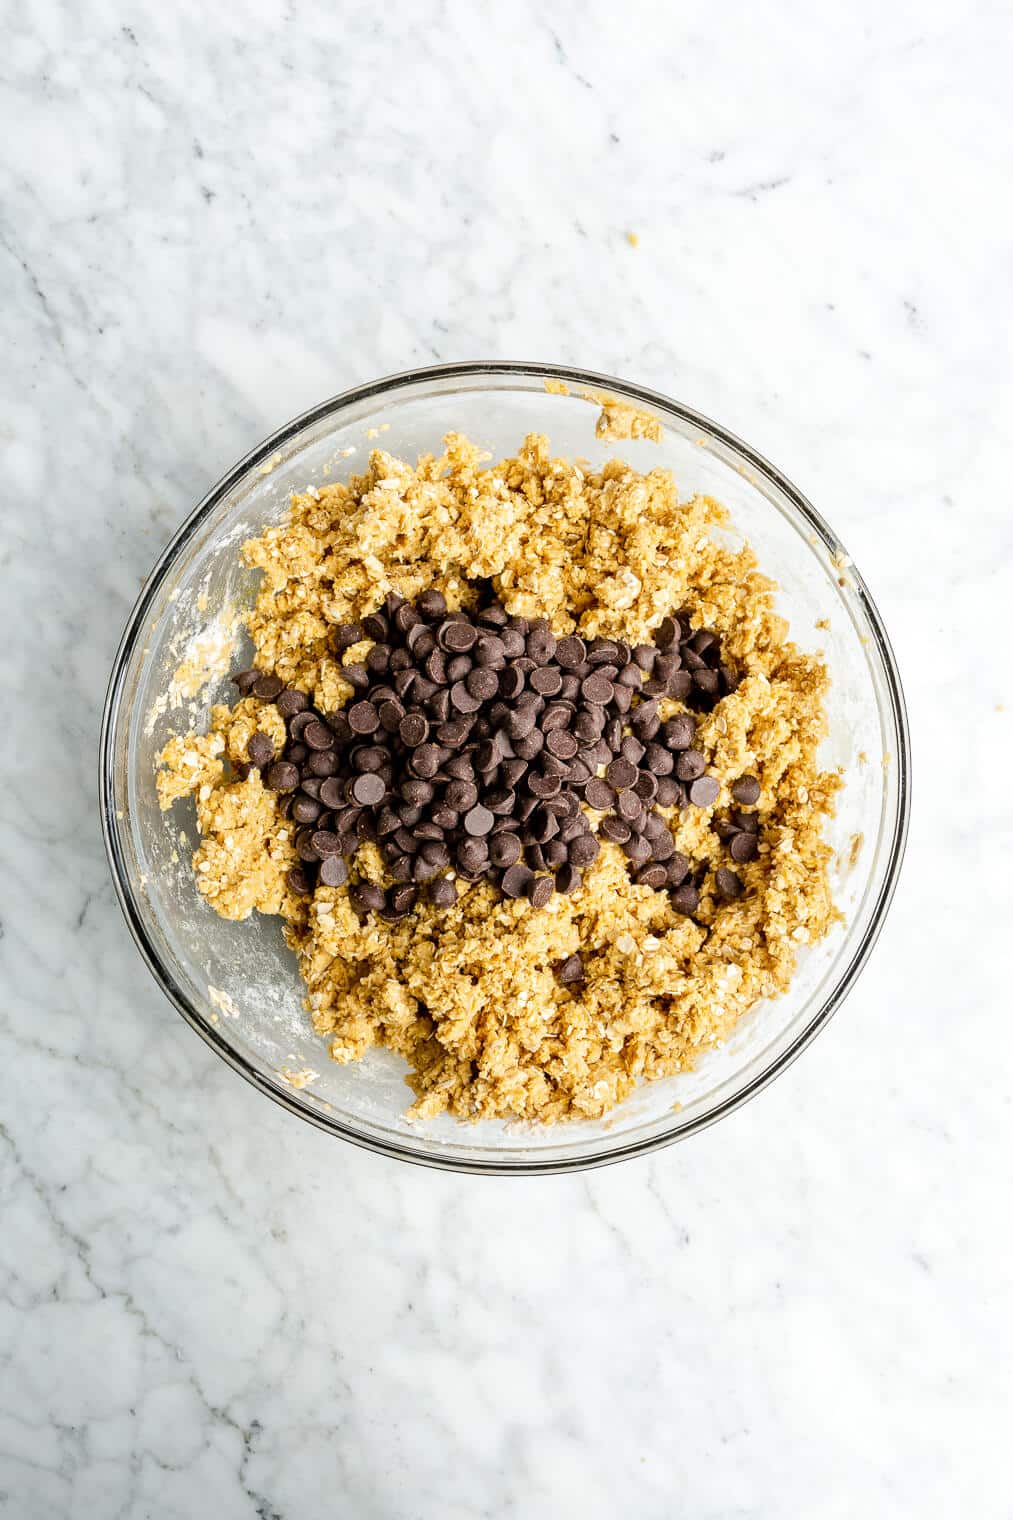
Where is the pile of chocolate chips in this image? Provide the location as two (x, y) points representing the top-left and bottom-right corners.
(234, 590), (752, 924)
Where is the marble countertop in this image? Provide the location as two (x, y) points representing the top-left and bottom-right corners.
(3, 2), (1011, 1515)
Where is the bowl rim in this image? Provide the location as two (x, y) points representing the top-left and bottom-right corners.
(99, 360), (911, 1175)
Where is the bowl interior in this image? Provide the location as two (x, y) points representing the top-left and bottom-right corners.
(103, 366), (907, 1172)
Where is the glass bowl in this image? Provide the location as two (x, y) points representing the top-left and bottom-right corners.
(100, 363), (909, 1174)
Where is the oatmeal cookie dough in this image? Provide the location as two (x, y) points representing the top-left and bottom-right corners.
(158, 433), (840, 1122)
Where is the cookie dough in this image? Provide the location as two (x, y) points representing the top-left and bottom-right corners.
(158, 433), (839, 1122)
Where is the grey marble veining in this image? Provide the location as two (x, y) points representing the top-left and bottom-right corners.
(2, 2), (1011, 1516)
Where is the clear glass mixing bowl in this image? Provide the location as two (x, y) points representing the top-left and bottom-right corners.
(100, 363), (909, 1173)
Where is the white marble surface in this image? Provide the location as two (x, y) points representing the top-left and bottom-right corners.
(3, 2), (1011, 1515)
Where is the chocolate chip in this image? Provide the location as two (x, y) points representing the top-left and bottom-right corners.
(466, 667), (499, 702)
(526, 623), (557, 664)
(457, 837), (489, 872)
(361, 612), (389, 642)
(296, 831), (319, 863)
(648, 829), (675, 862)
(731, 775), (761, 806)
(275, 688), (309, 718)
(393, 602), (419, 635)
(347, 701), (379, 735)
(543, 729), (577, 761)
(568, 833), (599, 868)
(233, 668), (260, 695)
(343, 663), (370, 691)
(662, 715), (695, 751)
(418, 588), (447, 620)
(501, 757), (528, 788)
(252, 672), (283, 700)
(581, 673), (613, 706)
(623, 833), (652, 863)
(450, 681), (481, 714)
(265, 761), (299, 791)
(247, 732), (274, 767)
(498, 667), (525, 700)
(410, 743), (443, 778)
(554, 951), (585, 986)
(288, 710), (317, 742)
(332, 622), (363, 654)
(616, 789), (643, 823)
(350, 882), (385, 914)
(655, 651), (682, 681)
(439, 619), (477, 653)
(530, 666), (563, 697)
(675, 749), (706, 781)
(428, 877), (458, 908)
(715, 867), (744, 899)
(254, 590), (741, 922)
(584, 778), (615, 811)
(416, 845), (450, 869)
(631, 703), (660, 742)
(490, 832), (522, 868)
(319, 856), (348, 888)
(667, 852), (691, 885)
(555, 636), (586, 667)
(555, 865), (582, 896)
(424, 648), (448, 685)
(501, 863), (534, 898)
(671, 882), (699, 916)
(463, 804), (494, 836)
(600, 815), (632, 844)
(397, 712), (428, 748)
(632, 772), (658, 805)
(654, 776), (682, 808)
(484, 788), (515, 816)
(474, 634), (506, 666)
(351, 772), (385, 805)
(605, 757), (637, 790)
(286, 866), (311, 896)
(688, 775), (720, 807)
(729, 831), (759, 863)
(655, 617), (678, 650)
(524, 875), (551, 909)
(307, 749), (339, 777)
(378, 699), (405, 733)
